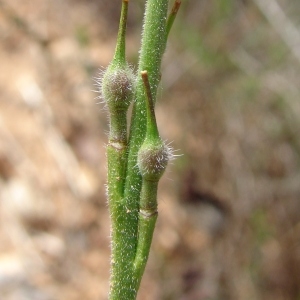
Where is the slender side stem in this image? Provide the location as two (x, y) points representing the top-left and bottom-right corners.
(107, 1), (139, 299)
(133, 71), (164, 288)
(113, 0), (129, 65)
(108, 143), (138, 300)
(108, 0), (180, 298)
(109, 110), (128, 144)
(123, 0), (169, 272)
(126, 0), (169, 164)
(141, 70), (159, 137)
(166, 0), (182, 39)
(133, 179), (158, 285)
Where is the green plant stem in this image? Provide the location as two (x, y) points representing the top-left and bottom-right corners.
(107, 1), (139, 299)
(132, 70), (161, 286)
(107, 123), (129, 300)
(123, 0), (168, 246)
(109, 110), (128, 143)
(166, 0), (182, 39)
(113, 0), (128, 65)
(119, 2), (168, 295)
(107, 0), (180, 298)
(141, 70), (159, 137)
(133, 179), (158, 285)
(121, 0), (168, 296)
(133, 214), (157, 286)
(110, 0), (169, 297)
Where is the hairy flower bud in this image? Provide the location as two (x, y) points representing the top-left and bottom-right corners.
(102, 65), (135, 112)
(137, 141), (170, 181)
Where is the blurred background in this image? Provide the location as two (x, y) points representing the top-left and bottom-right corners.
(0, 0), (300, 299)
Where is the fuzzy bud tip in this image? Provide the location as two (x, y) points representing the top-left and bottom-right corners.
(137, 142), (172, 181)
(101, 65), (135, 111)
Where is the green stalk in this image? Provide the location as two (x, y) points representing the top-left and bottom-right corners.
(166, 0), (182, 39)
(113, 0), (128, 65)
(103, 0), (181, 298)
(133, 178), (158, 285)
(106, 1), (138, 299)
(133, 71), (164, 284)
(123, 0), (169, 248)
(115, 0), (169, 297)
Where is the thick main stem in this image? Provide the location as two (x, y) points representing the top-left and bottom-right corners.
(126, 0), (168, 175)
(109, 0), (171, 298)
(108, 143), (138, 300)
(123, 0), (169, 259)
(121, 1), (168, 294)
(108, 1), (138, 299)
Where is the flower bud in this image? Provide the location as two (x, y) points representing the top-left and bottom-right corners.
(102, 64), (135, 112)
(137, 141), (170, 181)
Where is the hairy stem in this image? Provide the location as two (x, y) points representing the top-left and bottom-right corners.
(107, 1), (138, 299)
(166, 0), (182, 39)
(123, 0), (168, 238)
(106, 0), (181, 298)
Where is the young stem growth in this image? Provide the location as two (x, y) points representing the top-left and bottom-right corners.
(101, 0), (181, 299)
(166, 0), (182, 38)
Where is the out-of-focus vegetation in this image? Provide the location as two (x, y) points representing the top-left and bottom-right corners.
(162, 1), (300, 299)
(0, 0), (299, 299)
